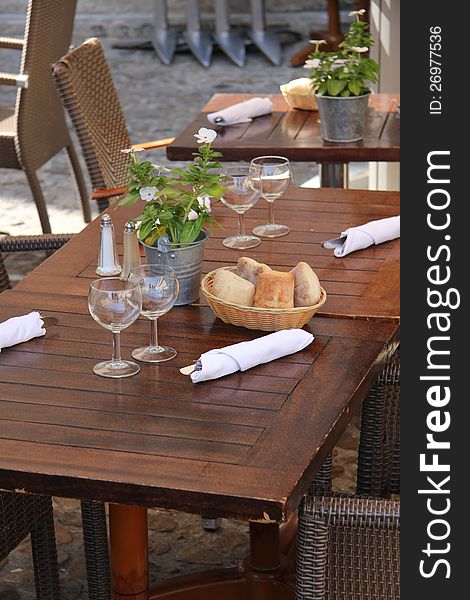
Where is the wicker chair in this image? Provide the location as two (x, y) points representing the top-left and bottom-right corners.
(0, 493), (61, 599)
(296, 493), (400, 600)
(0, 0), (90, 234)
(357, 343), (400, 496)
(52, 37), (175, 214)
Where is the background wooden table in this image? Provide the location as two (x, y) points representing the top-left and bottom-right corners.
(0, 187), (399, 599)
(167, 93), (400, 187)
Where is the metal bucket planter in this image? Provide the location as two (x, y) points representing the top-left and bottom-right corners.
(315, 93), (370, 142)
(140, 230), (208, 306)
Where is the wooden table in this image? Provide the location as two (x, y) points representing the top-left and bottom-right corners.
(0, 187), (399, 600)
(166, 93), (400, 188)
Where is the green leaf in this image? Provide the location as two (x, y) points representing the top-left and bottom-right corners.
(348, 79), (362, 96)
(138, 220), (154, 240)
(326, 79), (347, 96)
(118, 191), (140, 206)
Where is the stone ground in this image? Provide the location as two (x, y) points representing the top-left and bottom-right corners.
(0, 24), (361, 600)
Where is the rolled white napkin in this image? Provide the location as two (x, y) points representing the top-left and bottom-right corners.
(0, 311), (45, 352)
(190, 329), (314, 383)
(322, 216), (400, 258)
(207, 97), (272, 126)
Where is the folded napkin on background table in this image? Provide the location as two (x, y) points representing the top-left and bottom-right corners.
(322, 216), (400, 258)
(207, 97), (272, 126)
(189, 329), (313, 383)
(0, 311), (45, 352)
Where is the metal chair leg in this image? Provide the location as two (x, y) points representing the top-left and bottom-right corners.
(152, 0), (177, 65)
(81, 500), (111, 600)
(250, 0), (282, 66)
(214, 0), (246, 67)
(66, 143), (91, 223)
(24, 167), (52, 233)
(201, 516), (220, 531)
(30, 497), (61, 600)
(183, 0), (213, 67)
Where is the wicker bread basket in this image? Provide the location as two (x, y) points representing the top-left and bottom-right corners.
(280, 82), (318, 111)
(201, 266), (327, 331)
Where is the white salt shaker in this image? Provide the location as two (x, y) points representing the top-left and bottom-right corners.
(121, 220), (141, 279)
(96, 214), (122, 276)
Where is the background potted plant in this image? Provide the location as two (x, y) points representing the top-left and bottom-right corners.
(119, 127), (224, 305)
(304, 9), (379, 142)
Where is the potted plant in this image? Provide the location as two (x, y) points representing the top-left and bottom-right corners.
(119, 127), (224, 305)
(304, 9), (379, 142)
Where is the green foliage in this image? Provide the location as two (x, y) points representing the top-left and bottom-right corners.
(305, 16), (379, 97)
(118, 138), (223, 246)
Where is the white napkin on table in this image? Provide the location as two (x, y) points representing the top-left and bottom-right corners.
(322, 216), (400, 258)
(190, 329), (314, 383)
(207, 97), (272, 126)
(0, 311), (45, 352)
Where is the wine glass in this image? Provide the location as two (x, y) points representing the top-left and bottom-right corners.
(251, 156), (292, 238)
(88, 277), (142, 378)
(219, 165), (262, 249)
(129, 264), (179, 363)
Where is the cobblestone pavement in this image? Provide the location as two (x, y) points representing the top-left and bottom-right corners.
(1, 22), (360, 600)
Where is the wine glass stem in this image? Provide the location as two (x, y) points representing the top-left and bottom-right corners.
(112, 331), (122, 363)
(238, 212), (246, 237)
(150, 318), (159, 348)
(268, 201), (275, 225)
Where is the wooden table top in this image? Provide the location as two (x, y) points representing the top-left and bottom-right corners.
(167, 92), (400, 163)
(0, 187), (399, 522)
(19, 187), (400, 320)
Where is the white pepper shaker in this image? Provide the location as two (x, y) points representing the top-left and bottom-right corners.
(121, 220), (142, 279)
(96, 214), (122, 276)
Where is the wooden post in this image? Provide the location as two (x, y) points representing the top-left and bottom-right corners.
(109, 504), (149, 600)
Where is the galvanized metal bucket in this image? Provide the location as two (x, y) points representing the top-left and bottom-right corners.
(315, 93), (370, 143)
(141, 230), (208, 306)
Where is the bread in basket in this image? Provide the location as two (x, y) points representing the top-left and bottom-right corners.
(201, 266), (327, 331)
(280, 78), (318, 111)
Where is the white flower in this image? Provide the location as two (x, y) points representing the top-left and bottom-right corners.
(121, 147), (145, 154)
(152, 164), (171, 172)
(349, 9), (366, 16)
(194, 127), (217, 144)
(187, 209), (198, 221)
(304, 58), (321, 69)
(351, 46), (369, 53)
(139, 186), (158, 201)
(331, 58), (349, 69)
(197, 195), (211, 213)
(309, 39), (327, 45)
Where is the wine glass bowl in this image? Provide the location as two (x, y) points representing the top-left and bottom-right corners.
(130, 264), (179, 363)
(251, 156), (292, 238)
(88, 277), (142, 378)
(220, 165), (262, 249)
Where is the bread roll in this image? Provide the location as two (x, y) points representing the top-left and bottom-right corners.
(291, 262), (322, 306)
(236, 257), (272, 286)
(253, 271), (295, 309)
(212, 269), (256, 306)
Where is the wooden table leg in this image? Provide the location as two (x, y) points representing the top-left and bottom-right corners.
(109, 504), (149, 600)
(321, 162), (346, 187)
(245, 522), (294, 600)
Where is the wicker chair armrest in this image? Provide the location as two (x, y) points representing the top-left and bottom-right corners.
(91, 186), (127, 200)
(0, 72), (28, 88)
(302, 493), (400, 529)
(0, 37), (24, 50)
(0, 234), (74, 253)
(132, 137), (175, 150)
